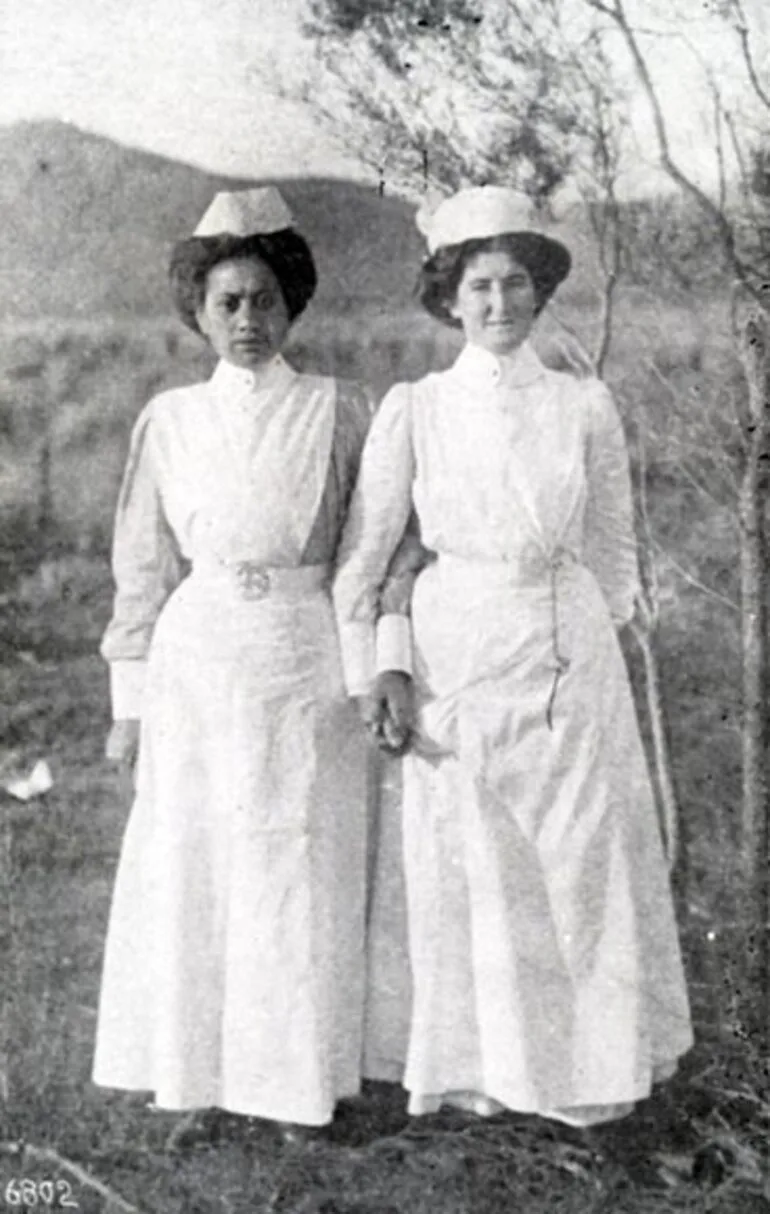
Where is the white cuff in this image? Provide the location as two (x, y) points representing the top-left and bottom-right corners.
(337, 621), (376, 697)
(376, 613), (413, 676)
(109, 660), (147, 719)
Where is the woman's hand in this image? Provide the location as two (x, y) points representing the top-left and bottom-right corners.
(356, 671), (416, 756)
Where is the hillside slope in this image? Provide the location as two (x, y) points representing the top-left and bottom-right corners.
(0, 120), (425, 322)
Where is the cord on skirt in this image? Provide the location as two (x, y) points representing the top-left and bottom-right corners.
(546, 550), (572, 730)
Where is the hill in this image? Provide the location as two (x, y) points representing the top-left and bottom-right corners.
(2, 119), (720, 329)
(0, 120), (425, 323)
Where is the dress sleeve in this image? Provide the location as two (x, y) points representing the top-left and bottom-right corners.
(376, 510), (435, 674)
(582, 381), (640, 627)
(334, 380), (375, 504)
(333, 383), (416, 694)
(100, 404), (185, 718)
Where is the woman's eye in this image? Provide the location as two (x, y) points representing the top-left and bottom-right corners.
(219, 296), (239, 313)
(255, 291), (275, 309)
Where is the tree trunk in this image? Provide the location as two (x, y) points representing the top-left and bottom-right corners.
(629, 618), (681, 875)
(737, 309), (770, 1042)
(628, 423), (683, 889)
(738, 456), (769, 1028)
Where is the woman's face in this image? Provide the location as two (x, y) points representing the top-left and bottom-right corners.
(449, 250), (537, 356)
(196, 256), (290, 370)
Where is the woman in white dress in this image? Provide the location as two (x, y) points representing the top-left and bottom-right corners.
(95, 187), (394, 1145)
(334, 187), (693, 1128)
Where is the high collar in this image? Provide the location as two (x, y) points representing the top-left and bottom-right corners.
(209, 353), (295, 399)
(451, 340), (547, 390)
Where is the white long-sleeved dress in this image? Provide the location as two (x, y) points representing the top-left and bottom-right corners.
(94, 355), (373, 1126)
(334, 341), (693, 1126)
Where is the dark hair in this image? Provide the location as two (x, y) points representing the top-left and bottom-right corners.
(168, 229), (317, 332)
(418, 232), (571, 327)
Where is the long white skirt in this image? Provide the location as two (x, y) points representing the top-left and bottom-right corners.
(93, 572), (368, 1125)
(365, 555), (693, 1125)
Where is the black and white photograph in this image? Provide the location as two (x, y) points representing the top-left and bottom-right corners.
(0, 1), (768, 1211)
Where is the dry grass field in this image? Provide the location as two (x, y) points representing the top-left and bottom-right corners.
(1, 292), (768, 1213)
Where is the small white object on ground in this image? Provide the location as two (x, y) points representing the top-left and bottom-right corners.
(2, 758), (54, 801)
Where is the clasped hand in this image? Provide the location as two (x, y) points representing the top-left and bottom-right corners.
(356, 671), (415, 757)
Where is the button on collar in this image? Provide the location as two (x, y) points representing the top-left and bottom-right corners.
(210, 354), (294, 404)
(452, 340), (546, 390)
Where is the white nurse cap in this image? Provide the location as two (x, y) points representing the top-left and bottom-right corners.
(416, 186), (555, 254)
(194, 187), (294, 238)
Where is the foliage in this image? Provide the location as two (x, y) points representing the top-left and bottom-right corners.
(300, 0), (625, 201)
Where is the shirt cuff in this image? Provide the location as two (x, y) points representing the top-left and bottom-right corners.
(109, 660), (147, 719)
(376, 613), (413, 676)
(337, 621), (376, 697)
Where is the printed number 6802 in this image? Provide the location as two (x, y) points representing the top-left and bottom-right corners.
(4, 1179), (79, 1207)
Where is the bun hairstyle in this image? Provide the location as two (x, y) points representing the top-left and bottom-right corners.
(414, 186), (571, 326)
(170, 187), (317, 332)
(169, 230), (317, 333)
(418, 232), (571, 326)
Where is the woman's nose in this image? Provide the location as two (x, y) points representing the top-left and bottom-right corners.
(235, 299), (260, 328)
(487, 286), (507, 314)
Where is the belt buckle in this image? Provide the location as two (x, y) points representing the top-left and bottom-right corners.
(233, 560), (270, 600)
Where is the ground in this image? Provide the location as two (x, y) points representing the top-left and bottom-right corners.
(1, 303), (768, 1212)
(1, 555), (768, 1214)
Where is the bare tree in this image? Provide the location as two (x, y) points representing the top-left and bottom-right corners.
(735, 301), (770, 1021)
(296, 0), (770, 987)
(297, 0), (691, 876)
(585, 0), (769, 1040)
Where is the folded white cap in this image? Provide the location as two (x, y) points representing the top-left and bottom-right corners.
(416, 186), (554, 254)
(194, 187), (294, 238)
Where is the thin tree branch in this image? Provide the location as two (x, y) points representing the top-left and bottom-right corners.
(552, 334), (594, 376)
(724, 108), (756, 211)
(628, 424), (679, 872)
(634, 417), (659, 614)
(628, 618), (680, 870)
(547, 310), (597, 372)
(733, 0), (770, 113)
(585, 0), (759, 296)
(653, 540), (740, 612)
(642, 360), (742, 494)
(593, 233), (620, 377)
(656, 453), (738, 519)
(710, 76), (728, 214)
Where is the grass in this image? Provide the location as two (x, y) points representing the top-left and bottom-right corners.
(1, 572), (768, 1212)
(1, 298), (768, 1211)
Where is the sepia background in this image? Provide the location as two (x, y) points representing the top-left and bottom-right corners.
(0, 1), (768, 1211)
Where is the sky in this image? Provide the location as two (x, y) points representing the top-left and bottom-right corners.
(0, 0), (767, 197)
(0, 0), (369, 180)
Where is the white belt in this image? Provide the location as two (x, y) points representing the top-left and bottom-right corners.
(434, 547), (579, 729)
(435, 547), (579, 587)
(190, 558), (330, 602)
